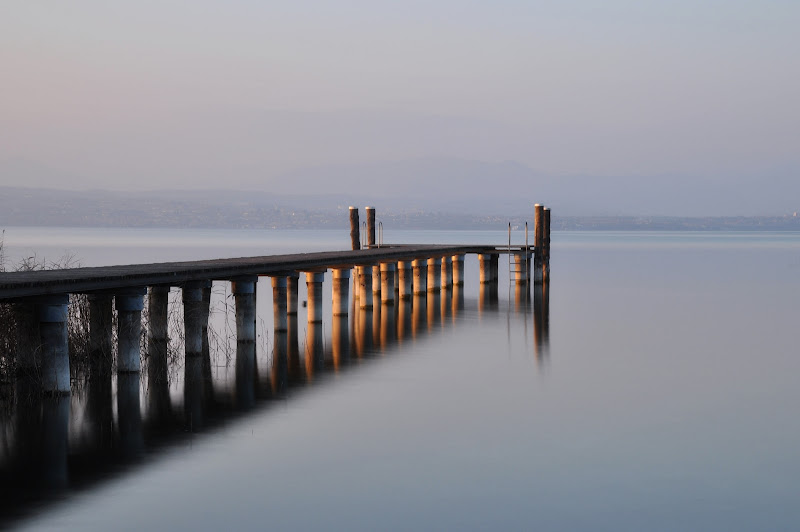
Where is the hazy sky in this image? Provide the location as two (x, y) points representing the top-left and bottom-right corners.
(1, 1), (798, 212)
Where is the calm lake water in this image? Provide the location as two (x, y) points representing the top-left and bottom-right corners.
(2, 227), (800, 531)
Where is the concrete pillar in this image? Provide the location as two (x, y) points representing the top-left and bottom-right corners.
(514, 252), (530, 284)
(490, 254), (499, 283)
(271, 276), (288, 332)
(183, 282), (206, 359)
(427, 257), (441, 292)
(372, 265), (381, 295)
(332, 268), (351, 316)
(146, 286), (170, 423)
(36, 294), (70, 393)
(380, 262), (396, 304)
(305, 271), (325, 323)
(116, 289), (145, 373)
(232, 278), (257, 409)
(286, 273), (300, 315)
(397, 261), (412, 300)
(441, 256), (453, 289)
(412, 259), (427, 294)
(479, 254), (492, 284)
(452, 254), (465, 286)
(358, 265), (373, 309)
(89, 293), (114, 382)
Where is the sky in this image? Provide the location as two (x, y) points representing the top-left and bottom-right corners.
(1, 1), (798, 214)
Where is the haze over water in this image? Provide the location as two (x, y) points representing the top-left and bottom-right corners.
(2, 228), (799, 531)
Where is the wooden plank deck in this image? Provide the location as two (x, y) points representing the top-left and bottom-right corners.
(0, 244), (526, 300)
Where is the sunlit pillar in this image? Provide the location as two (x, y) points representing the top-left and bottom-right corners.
(306, 271), (325, 323)
(286, 272), (300, 316)
(452, 254), (465, 286)
(380, 262), (396, 305)
(332, 268), (351, 316)
(427, 257), (441, 292)
(412, 259), (427, 294)
(397, 260), (413, 300)
(441, 256), (452, 289)
(358, 265), (373, 309)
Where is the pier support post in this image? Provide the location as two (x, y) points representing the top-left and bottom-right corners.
(116, 289), (145, 373)
(397, 261), (413, 299)
(372, 265), (381, 296)
(366, 206), (376, 248)
(36, 294), (70, 393)
(232, 277), (257, 408)
(146, 286), (170, 422)
(543, 207), (551, 282)
(514, 252), (530, 285)
(441, 256), (453, 289)
(331, 268), (351, 316)
(452, 254), (465, 286)
(306, 271), (325, 323)
(286, 273), (300, 316)
(534, 203), (545, 284)
(349, 207), (361, 250)
(380, 262), (396, 304)
(479, 254), (492, 284)
(427, 257), (441, 292)
(412, 259), (427, 294)
(271, 277), (288, 333)
(358, 265), (373, 309)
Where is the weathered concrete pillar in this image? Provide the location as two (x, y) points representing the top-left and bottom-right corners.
(286, 273), (300, 316)
(232, 278), (257, 409)
(331, 268), (351, 316)
(146, 286), (170, 423)
(349, 206), (361, 250)
(358, 265), (373, 309)
(36, 294), (70, 393)
(427, 257), (441, 292)
(366, 206), (376, 247)
(306, 271), (325, 323)
(116, 289), (145, 373)
(380, 262), (396, 304)
(271, 276), (288, 332)
(372, 265), (381, 295)
(514, 252), (530, 285)
(117, 372), (143, 459)
(397, 261), (412, 300)
(479, 254), (492, 284)
(412, 259), (427, 294)
(183, 282), (206, 359)
(451, 254), (465, 286)
(441, 256), (453, 289)
(331, 315), (349, 370)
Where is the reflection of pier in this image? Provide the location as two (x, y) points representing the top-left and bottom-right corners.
(0, 206), (552, 526)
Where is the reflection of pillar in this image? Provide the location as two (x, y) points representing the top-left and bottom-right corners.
(452, 254), (465, 286)
(183, 282), (206, 430)
(358, 265), (373, 309)
(286, 273), (299, 316)
(271, 277), (288, 332)
(427, 257), (441, 292)
(200, 282), (214, 405)
(380, 263), (396, 305)
(441, 256), (452, 290)
(397, 297), (412, 344)
(372, 301), (381, 347)
(479, 282), (499, 313)
(372, 265), (381, 300)
(533, 283), (551, 367)
(305, 320), (324, 380)
(37, 294), (70, 393)
(427, 291), (441, 329)
(397, 261), (412, 300)
(412, 259), (427, 294)
(287, 314), (301, 383)
(332, 268), (351, 316)
(272, 329), (288, 396)
(146, 286), (170, 424)
(412, 293), (426, 339)
(40, 395), (70, 489)
(515, 282), (530, 311)
(355, 307), (374, 357)
(117, 372), (143, 459)
(440, 286), (450, 324)
(89, 293), (114, 384)
(117, 289), (145, 373)
(331, 315), (349, 370)
(380, 302), (396, 349)
(306, 271), (325, 323)
(233, 278), (256, 409)
(542, 282), (550, 349)
(452, 284), (464, 318)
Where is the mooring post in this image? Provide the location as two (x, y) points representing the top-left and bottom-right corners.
(271, 277), (288, 332)
(286, 272), (300, 315)
(427, 257), (441, 292)
(116, 289), (146, 373)
(366, 206), (376, 248)
(441, 256), (453, 289)
(452, 254), (465, 286)
(36, 294), (70, 394)
(358, 265), (373, 309)
(380, 262), (396, 304)
(232, 277), (257, 409)
(534, 203), (545, 284)
(331, 268), (351, 316)
(412, 259), (427, 294)
(397, 260), (413, 299)
(543, 206), (551, 282)
(306, 271), (325, 323)
(349, 207), (361, 250)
